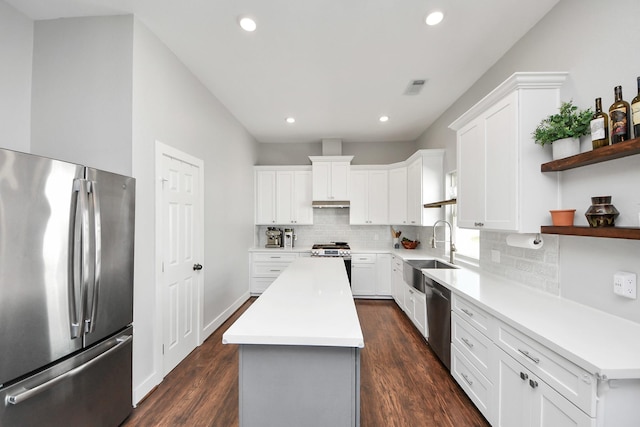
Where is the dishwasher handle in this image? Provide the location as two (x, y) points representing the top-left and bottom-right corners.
(424, 277), (450, 301)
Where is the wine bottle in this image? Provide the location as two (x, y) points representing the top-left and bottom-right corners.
(609, 85), (631, 144)
(631, 77), (640, 139)
(590, 97), (609, 149)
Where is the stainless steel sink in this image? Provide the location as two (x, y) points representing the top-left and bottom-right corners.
(402, 259), (457, 292)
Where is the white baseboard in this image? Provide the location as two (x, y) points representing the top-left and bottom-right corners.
(201, 291), (251, 341)
(133, 370), (163, 406)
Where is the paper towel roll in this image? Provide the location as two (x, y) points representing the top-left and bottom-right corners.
(506, 233), (544, 249)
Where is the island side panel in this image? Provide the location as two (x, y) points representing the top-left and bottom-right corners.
(239, 344), (360, 427)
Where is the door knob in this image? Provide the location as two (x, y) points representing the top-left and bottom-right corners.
(193, 263), (203, 271)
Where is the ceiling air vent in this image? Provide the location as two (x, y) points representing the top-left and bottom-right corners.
(404, 79), (427, 96)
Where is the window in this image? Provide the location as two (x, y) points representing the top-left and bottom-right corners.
(446, 171), (479, 260)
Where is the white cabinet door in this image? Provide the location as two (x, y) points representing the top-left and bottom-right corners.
(457, 118), (485, 229)
(311, 160), (351, 200)
(349, 170), (369, 224)
(494, 347), (594, 427)
(255, 170), (276, 224)
(412, 289), (427, 337)
(484, 93), (518, 231)
(495, 348), (532, 427)
(293, 171), (313, 224)
(368, 170), (389, 224)
(312, 161), (331, 200)
(330, 161), (350, 200)
(391, 256), (404, 305)
(407, 157), (422, 225)
(375, 253), (391, 296)
(276, 171), (294, 224)
(388, 166), (408, 225)
(350, 170), (389, 225)
(351, 261), (376, 296)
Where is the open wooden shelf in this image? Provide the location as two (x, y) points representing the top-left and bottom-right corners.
(423, 198), (457, 208)
(540, 138), (640, 172)
(541, 226), (640, 240)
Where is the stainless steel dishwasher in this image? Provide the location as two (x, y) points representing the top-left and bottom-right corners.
(424, 275), (451, 370)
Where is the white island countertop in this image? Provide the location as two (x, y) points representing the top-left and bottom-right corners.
(223, 257), (364, 348)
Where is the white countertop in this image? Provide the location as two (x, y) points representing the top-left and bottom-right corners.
(423, 267), (640, 380)
(223, 257), (364, 348)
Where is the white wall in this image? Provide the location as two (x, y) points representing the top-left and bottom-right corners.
(31, 15), (133, 175)
(132, 20), (258, 402)
(416, 0), (640, 323)
(0, 1), (33, 152)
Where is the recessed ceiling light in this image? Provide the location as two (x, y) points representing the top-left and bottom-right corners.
(286, 117), (296, 124)
(425, 11), (444, 26)
(239, 17), (257, 32)
(379, 116), (389, 123)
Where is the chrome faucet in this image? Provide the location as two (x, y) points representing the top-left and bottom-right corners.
(431, 220), (456, 264)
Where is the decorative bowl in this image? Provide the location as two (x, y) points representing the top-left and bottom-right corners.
(401, 240), (419, 249)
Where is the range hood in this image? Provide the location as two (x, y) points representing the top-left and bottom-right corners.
(312, 200), (350, 209)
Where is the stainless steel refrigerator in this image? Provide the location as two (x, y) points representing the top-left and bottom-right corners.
(0, 148), (135, 426)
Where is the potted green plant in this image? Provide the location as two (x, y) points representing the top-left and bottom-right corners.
(532, 101), (593, 160)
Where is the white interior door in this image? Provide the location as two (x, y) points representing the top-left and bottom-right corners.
(160, 148), (203, 376)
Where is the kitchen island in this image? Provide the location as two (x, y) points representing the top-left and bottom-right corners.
(223, 257), (363, 427)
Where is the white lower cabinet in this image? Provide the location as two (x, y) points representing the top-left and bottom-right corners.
(494, 347), (594, 427)
(391, 256), (404, 305)
(452, 294), (640, 427)
(403, 284), (426, 336)
(250, 252), (298, 295)
(351, 253), (392, 298)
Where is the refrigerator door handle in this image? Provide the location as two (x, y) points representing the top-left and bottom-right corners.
(85, 180), (101, 333)
(5, 334), (132, 406)
(68, 179), (90, 339)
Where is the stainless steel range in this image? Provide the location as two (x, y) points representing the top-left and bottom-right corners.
(311, 242), (351, 284)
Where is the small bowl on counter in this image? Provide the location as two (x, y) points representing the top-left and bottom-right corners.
(401, 239), (420, 249)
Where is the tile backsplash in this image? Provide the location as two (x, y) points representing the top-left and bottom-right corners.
(255, 210), (560, 296)
(479, 230), (560, 295)
(255, 209), (421, 250)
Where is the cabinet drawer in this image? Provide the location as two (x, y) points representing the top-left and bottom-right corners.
(392, 256), (403, 271)
(351, 253), (376, 264)
(252, 263), (292, 277)
(452, 312), (492, 379)
(252, 252), (298, 262)
(451, 345), (493, 422)
(496, 322), (597, 416)
(452, 295), (495, 339)
(250, 277), (276, 294)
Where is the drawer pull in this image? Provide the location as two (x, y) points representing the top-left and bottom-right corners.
(518, 349), (540, 364)
(270, 269), (282, 272)
(461, 373), (474, 386)
(529, 379), (539, 389)
(461, 337), (474, 349)
(461, 308), (474, 317)
(520, 372), (529, 381)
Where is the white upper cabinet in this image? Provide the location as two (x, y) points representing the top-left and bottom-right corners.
(406, 150), (445, 226)
(255, 167), (313, 225)
(388, 165), (408, 225)
(450, 72), (568, 233)
(350, 168), (389, 225)
(309, 156), (353, 201)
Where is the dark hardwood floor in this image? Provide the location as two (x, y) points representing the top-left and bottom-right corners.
(122, 298), (489, 427)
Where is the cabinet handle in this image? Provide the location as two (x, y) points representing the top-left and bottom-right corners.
(461, 373), (474, 386)
(270, 269), (281, 272)
(461, 308), (474, 317)
(529, 379), (539, 389)
(518, 349), (540, 364)
(474, 222), (484, 227)
(461, 337), (474, 349)
(519, 372), (528, 381)
(271, 256), (281, 259)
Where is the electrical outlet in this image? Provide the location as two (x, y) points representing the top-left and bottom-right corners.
(491, 250), (500, 263)
(374, 233), (379, 241)
(614, 272), (637, 299)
